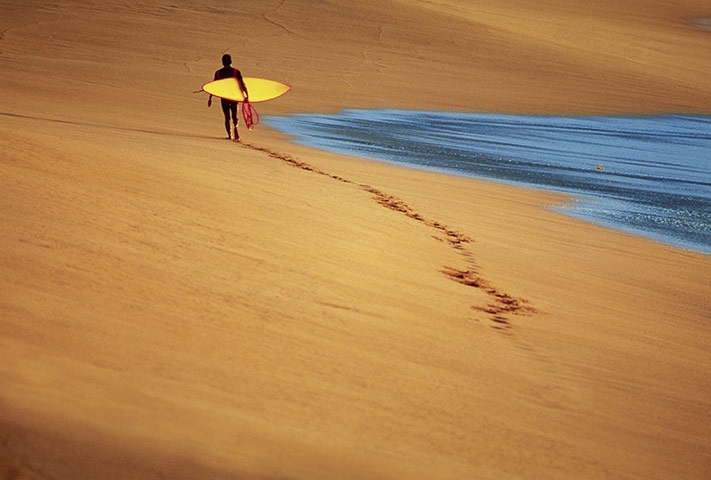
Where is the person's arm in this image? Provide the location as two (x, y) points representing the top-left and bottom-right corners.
(236, 70), (249, 101)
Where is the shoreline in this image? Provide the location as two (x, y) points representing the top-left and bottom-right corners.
(2, 1), (711, 478)
(263, 110), (711, 255)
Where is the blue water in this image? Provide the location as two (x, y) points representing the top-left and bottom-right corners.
(264, 110), (711, 254)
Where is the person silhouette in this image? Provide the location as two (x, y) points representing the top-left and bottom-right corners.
(207, 54), (249, 140)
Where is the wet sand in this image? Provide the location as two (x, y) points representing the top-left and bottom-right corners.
(1, 1), (710, 479)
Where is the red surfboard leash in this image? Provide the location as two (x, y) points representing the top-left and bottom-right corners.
(242, 101), (259, 131)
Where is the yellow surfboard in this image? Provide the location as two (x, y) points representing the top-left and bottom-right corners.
(202, 77), (291, 103)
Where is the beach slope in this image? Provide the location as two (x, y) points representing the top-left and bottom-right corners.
(1, 1), (710, 479)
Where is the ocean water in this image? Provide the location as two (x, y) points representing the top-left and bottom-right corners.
(264, 110), (711, 254)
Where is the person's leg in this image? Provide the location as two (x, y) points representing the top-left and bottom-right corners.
(221, 100), (232, 139)
(231, 102), (239, 140)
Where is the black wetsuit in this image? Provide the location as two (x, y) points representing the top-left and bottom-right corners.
(214, 66), (247, 138)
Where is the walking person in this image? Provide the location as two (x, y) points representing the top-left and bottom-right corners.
(208, 54), (249, 141)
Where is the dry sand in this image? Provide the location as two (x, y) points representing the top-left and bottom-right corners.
(1, 1), (710, 479)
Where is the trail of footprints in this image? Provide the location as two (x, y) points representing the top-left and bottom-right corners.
(242, 142), (537, 332)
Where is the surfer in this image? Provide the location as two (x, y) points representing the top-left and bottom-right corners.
(208, 54), (249, 140)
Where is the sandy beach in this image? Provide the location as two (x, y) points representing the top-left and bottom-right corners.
(1, 1), (710, 479)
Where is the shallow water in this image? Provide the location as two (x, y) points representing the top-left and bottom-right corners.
(264, 110), (711, 254)
(690, 17), (711, 31)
